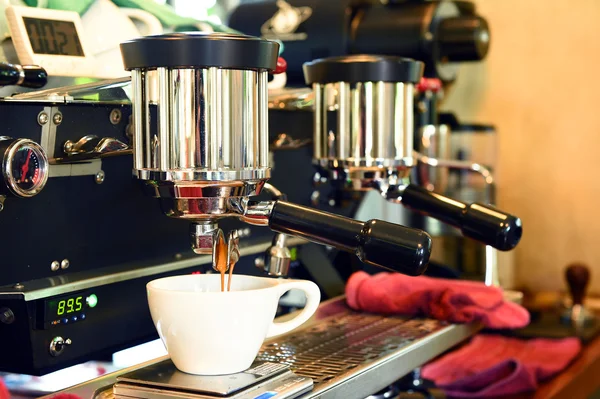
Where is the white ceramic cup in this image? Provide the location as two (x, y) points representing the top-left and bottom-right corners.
(147, 274), (321, 375)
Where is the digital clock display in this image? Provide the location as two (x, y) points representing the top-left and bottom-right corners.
(22, 17), (84, 57)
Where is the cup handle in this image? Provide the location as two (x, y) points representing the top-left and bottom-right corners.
(266, 280), (321, 338)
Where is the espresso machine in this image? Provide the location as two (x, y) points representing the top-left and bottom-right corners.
(228, 0), (503, 285)
(0, 24), (519, 399)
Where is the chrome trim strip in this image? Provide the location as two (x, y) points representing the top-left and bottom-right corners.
(0, 237), (307, 301)
(14, 64), (25, 86)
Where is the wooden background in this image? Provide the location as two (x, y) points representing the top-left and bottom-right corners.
(443, 0), (600, 294)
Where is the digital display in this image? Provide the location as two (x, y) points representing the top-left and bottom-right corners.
(22, 17), (84, 56)
(46, 294), (85, 321)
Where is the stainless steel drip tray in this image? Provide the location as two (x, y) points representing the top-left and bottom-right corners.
(42, 297), (481, 399)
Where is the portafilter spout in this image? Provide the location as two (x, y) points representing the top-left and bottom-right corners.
(120, 33), (432, 277)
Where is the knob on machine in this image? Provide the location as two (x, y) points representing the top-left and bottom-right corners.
(49, 336), (72, 357)
(0, 137), (49, 198)
(119, 33), (433, 276)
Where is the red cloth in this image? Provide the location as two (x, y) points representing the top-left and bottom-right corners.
(0, 378), (8, 399)
(421, 334), (582, 398)
(345, 271), (530, 329)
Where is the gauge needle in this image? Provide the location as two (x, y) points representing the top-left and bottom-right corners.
(20, 150), (32, 183)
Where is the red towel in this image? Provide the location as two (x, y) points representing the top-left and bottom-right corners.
(421, 334), (582, 398)
(345, 271), (530, 329)
(0, 378), (8, 399)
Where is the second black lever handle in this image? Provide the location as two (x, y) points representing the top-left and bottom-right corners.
(268, 201), (431, 276)
(0, 63), (47, 88)
(400, 184), (522, 251)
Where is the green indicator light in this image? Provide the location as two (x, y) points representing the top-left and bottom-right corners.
(290, 247), (298, 262)
(86, 294), (98, 308)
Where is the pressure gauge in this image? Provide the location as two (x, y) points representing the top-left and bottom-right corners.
(1, 138), (49, 197)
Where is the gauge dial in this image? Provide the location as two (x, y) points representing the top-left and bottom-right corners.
(2, 138), (48, 197)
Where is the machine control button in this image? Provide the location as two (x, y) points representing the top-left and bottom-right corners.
(80, 313), (86, 320)
(49, 336), (71, 357)
(71, 316), (78, 322)
(0, 307), (15, 324)
(62, 318), (69, 324)
(86, 294), (98, 308)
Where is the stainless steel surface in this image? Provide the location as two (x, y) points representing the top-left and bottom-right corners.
(256, 233), (292, 277)
(52, 135), (131, 164)
(114, 369), (312, 399)
(414, 125), (450, 193)
(262, 182), (284, 200)
(563, 304), (596, 328)
(412, 152), (495, 200)
(0, 307), (15, 324)
(37, 111), (49, 125)
(313, 81), (414, 174)
(268, 87), (314, 111)
(2, 138), (49, 198)
(37, 105), (107, 178)
(149, 182), (265, 220)
(7, 77), (131, 103)
(190, 222), (219, 255)
(95, 171), (105, 184)
(42, 297), (480, 399)
(272, 133), (312, 150)
(38, 107), (55, 156)
(14, 63), (24, 86)
(51, 261), (60, 272)
(110, 109), (122, 125)
(131, 68), (270, 183)
(238, 200), (275, 226)
(49, 336), (71, 357)
(53, 112), (63, 125)
(0, 236), (308, 301)
(258, 183), (292, 276)
(116, 360), (291, 395)
(227, 230), (241, 271)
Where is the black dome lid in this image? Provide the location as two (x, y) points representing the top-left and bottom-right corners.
(120, 32), (280, 71)
(303, 55), (424, 85)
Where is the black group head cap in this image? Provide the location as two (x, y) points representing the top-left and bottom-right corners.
(303, 54), (424, 85)
(120, 32), (280, 71)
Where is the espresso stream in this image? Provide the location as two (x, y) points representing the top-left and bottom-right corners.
(214, 235), (236, 292)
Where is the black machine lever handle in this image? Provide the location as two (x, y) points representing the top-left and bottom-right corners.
(400, 184), (522, 251)
(0, 63), (47, 88)
(268, 201), (431, 276)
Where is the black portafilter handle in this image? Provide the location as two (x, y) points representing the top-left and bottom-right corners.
(0, 63), (48, 88)
(400, 184), (522, 251)
(268, 201), (431, 276)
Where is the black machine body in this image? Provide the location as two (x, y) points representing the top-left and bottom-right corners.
(0, 91), (429, 375)
(0, 98), (306, 375)
(228, 0), (490, 85)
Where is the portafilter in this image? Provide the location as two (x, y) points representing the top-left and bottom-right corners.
(303, 54), (522, 252)
(120, 33), (431, 276)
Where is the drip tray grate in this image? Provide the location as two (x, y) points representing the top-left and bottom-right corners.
(45, 297), (480, 399)
(257, 313), (445, 387)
